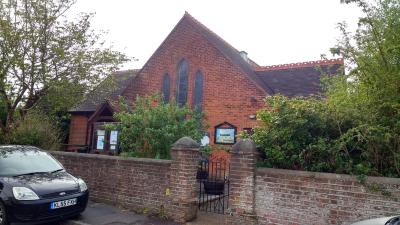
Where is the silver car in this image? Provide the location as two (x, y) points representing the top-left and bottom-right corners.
(351, 216), (399, 225)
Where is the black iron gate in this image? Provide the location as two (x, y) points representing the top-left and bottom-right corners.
(197, 157), (230, 214)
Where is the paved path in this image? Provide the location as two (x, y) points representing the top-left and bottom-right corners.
(45, 202), (181, 225)
(40, 202), (231, 225)
(186, 211), (230, 225)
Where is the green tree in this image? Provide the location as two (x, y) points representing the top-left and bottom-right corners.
(35, 80), (87, 142)
(9, 110), (61, 150)
(0, 0), (129, 139)
(108, 94), (206, 159)
(332, 0), (400, 176)
(253, 0), (400, 177)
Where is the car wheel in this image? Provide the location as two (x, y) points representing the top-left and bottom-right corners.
(0, 201), (7, 225)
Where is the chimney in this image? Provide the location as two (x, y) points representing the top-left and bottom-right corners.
(240, 51), (249, 63)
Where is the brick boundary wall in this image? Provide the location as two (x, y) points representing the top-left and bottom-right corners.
(51, 137), (199, 223)
(228, 139), (400, 225)
(255, 168), (400, 225)
(51, 137), (400, 224)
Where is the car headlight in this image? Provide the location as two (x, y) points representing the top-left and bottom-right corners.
(77, 178), (88, 192)
(12, 187), (40, 201)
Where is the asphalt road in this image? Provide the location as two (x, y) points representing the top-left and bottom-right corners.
(40, 202), (180, 225)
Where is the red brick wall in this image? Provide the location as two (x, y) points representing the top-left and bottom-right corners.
(51, 137), (200, 222)
(68, 114), (89, 147)
(122, 18), (266, 144)
(255, 168), (400, 225)
(52, 151), (171, 214)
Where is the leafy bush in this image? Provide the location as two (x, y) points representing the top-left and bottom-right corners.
(253, 94), (399, 177)
(107, 94), (206, 159)
(199, 144), (231, 157)
(253, 0), (400, 178)
(8, 111), (62, 150)
(254, 96), (336, 172)
(200, 145), (212, 156)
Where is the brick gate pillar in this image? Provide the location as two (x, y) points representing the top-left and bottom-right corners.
(228, 139), (258, 224)
(169, 137), (200, 222)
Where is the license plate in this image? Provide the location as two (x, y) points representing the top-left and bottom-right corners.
(50, 198), (77, 209)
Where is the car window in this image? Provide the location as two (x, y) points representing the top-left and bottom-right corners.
(0, 149), (63, 176)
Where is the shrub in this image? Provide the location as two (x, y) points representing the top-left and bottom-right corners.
(8, 111), (62, 150)
(253, 95), (399, 177)
(253, 95), (337, 172)
(107, 94), (206, 159)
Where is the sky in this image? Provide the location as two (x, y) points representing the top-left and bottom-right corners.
(69, 0), (364, 69)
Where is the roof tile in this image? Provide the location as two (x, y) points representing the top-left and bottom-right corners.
(255, 62), (343, 97)
(70, 70), (139, 112)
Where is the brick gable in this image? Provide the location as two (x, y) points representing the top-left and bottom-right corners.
(122, 13), (266, 144)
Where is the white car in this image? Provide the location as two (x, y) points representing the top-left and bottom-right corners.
(351, 216), (399, 225)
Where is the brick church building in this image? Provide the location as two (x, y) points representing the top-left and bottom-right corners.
(67, 12), (343, 153)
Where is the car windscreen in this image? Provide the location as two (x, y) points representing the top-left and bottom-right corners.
(0, 149), (63, 176)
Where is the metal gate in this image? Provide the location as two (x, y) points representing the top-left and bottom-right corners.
(197, 157), (230, 214)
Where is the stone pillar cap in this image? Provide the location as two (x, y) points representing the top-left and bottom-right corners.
(172, 137), (200, 149)
(231, 139), (257, 154)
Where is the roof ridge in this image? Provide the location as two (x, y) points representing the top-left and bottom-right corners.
(185, 13), (263, 68)
(256, 58), (344, 71)
(183, 12), (274, 94)
(69, 70), (139, 112)
(183, 12), (259, 68)
(120, 13), (191, 97)
(183, 12), (242, 56)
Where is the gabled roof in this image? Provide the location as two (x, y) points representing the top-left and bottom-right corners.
(175, 12), (273, 94)
(70, 70), (139, 113)
(254, 59), (343, 97)
(179, 13), (344, 96)
(70, 14), (344, 114)
(87, 100), (116, 122)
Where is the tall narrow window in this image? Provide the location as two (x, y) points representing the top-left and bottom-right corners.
(176, 59), (188, 106)
(193, 71), (204, 112)
(162, 73), (170, 103)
